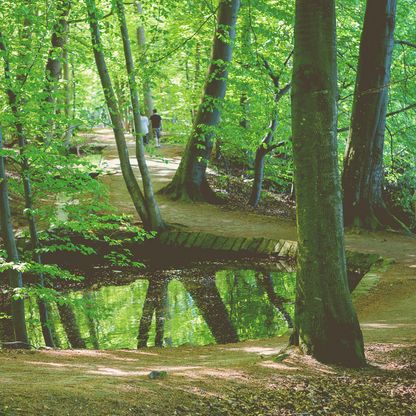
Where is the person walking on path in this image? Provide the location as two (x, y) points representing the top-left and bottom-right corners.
(140, 112), (149, 144)
(150, 109), (162, 147)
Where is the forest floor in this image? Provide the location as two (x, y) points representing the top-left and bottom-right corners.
(1, 129), (415, 415)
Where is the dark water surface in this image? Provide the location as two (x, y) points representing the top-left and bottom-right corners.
(24, 265), (295, 349)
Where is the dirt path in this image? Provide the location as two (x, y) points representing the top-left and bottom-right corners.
(1, 339), (415, 415)
(88, 128), (416, 344)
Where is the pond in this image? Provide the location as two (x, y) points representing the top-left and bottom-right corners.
(22, 264), (296, 349)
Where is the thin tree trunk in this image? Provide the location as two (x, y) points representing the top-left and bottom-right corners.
(249, 60), (290, 207)
(44, 0), (70, 141)
(291, 0), (365, 367)
(159, 0), (240, 202)
(63, 47), (75, 147)
(0, 34), (55, 347)
(0, 128), (29, 347)
(249, 144), (269, 207)
(115, 0), (165, 231)
(342, 0), (404, 231)
(114, 77), (131, 131)
(239, 93), (249, 129)
(135, 1), (154, 117)
(86, 0), (153, 229)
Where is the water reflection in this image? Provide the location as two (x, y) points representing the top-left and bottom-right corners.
(3, 268), (296, 349)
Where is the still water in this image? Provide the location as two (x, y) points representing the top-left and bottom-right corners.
(25, 267), (295, 349)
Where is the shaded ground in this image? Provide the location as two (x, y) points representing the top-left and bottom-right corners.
(1, 128), (415, 415)
(1, 340), (415, 415)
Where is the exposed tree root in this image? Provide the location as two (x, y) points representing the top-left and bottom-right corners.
(346, 201), (413, 236)
(159, 176), (223, 204)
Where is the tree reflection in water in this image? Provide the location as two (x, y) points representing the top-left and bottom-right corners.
(15, 267), (295, 349)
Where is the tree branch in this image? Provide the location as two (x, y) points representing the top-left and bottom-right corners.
(68, 9), (113, 24)
(276, 82), (291, 102)
(338, 103), (416, 133)
(386, 102), (416, 117)
(266, 140), (285, 153)
(395, 39), (416, 49)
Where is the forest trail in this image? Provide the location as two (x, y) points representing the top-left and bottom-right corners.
(88, 128), (416, 345)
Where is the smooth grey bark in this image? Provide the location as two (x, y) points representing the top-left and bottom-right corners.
(342, 0), (404, 230)
(0, 128), (29, 347)
(86, 0), (154, 229)
(135, 2), (154, 117)
(160, 0), (240, 202)
(115, 0), (165, 231)
(291, 0), (365, 367)
(0, 34), (55, 347)
(249, 59), (290, 207)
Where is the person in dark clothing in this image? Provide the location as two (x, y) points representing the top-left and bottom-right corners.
(149, 109), (162, 147)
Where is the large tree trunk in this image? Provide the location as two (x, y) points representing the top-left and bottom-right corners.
(115, 0), (165, 231)
(291, 0), (365, 367)
(135, 2), (154, 117)
(159, 0), (240, 202)
(342, 1), (402, 230)
(0, 128), (29, 347)
(86, 0), (154, 229)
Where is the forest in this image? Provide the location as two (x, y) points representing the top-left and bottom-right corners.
(0, 0), (415, 415)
